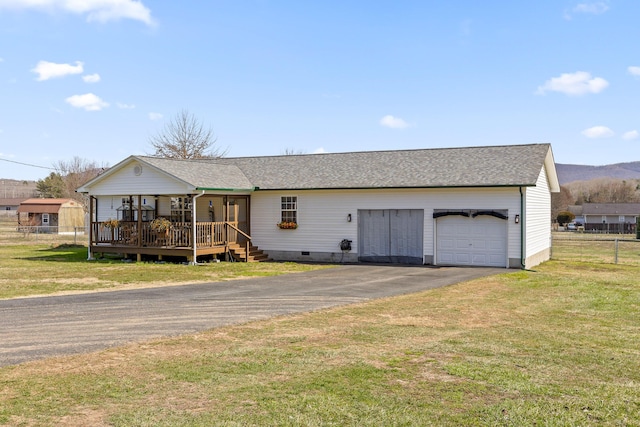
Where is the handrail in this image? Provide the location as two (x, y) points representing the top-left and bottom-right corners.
(225, 221), (251, 240)
(224, 221), (251, 262)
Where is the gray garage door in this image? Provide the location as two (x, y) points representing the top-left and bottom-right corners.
(436, 215), (507, 267)
(358, 209), (424, 264)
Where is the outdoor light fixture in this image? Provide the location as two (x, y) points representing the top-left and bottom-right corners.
(515, 214), (520, 224)
(347, 213), (352, 222)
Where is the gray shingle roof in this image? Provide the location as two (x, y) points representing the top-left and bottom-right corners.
(579, 203), (640, 215)
(140, 156), (254, 190)
(135, 143), (552, 191)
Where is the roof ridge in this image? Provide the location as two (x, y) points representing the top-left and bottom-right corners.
(217, 142), (551, 161)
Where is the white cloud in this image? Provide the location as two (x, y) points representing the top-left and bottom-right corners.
(82, 73), (100, 83)
(148, 112), (163, 120)
(0, 0), (155, 26)
(117, 102), (135, 109)
(565, 1), (609, 19)
(312, 147), (327, 154)
(32, 60), (83, 81)
(628, 66), (640, 76)
(65, 93), (109, 111)
(581, 126), (614, 139)
(622, 130), (639, 140)
(380, 115), (409, 129)
(536, 71), (608, 96)
(573, 2), (609, 15)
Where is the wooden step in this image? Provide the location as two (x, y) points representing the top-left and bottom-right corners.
(227, 243), (269, 262)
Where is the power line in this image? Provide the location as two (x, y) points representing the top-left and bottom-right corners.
(0, 157), (54, 170)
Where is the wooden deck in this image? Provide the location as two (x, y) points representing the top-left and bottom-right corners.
(90, 220), (252, 262)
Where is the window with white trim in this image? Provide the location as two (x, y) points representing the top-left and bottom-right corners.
(281, 196), (297, 224)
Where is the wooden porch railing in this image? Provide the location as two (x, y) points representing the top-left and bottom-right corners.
(92, 221), (235, 248)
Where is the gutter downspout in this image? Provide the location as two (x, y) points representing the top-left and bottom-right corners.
(87, 195), (94, 260)
(192, 191), (205, 265)
(519, 186), (525, 269)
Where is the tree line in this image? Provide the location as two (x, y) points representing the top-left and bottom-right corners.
(552, 178), (640, 223)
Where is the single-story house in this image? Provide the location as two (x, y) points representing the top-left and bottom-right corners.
(17, 198), (85, 233)
(568, 203), (640, 233)
(76, 143), (559, 269)
(0, 198), (28, 213)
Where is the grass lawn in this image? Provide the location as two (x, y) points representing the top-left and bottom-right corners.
(0, 244), (330, 299)
(1, 255), (639, 426)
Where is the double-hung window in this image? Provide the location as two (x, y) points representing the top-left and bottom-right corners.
(281, 196), (297, 224)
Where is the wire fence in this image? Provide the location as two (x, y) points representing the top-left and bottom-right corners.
(552, 232), (640, 266)
(0, 224), (87, 245)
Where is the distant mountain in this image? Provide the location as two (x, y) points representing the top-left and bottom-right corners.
(556, 162), (640, 184)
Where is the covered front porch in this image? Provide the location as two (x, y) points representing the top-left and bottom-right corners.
(88, 194), (266, 263)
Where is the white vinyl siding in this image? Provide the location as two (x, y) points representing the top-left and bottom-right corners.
(250, 187), (522, 263)
(86, 162), (194, 196)
(524, 166), (552, 266)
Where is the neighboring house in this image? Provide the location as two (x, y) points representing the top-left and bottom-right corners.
(17, 198), (85, 233)
(0, 198), (28, 215)
(76, 143), (559, 269)
(568, 203), (640, 233)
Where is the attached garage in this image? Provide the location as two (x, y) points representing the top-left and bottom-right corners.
(435, 211), (508, 267)
(358, 209), (424, 264)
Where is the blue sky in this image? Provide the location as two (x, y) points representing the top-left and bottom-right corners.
(1, 0), (639, 181)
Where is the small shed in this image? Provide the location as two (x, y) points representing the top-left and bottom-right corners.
(17, 198), (85, 233)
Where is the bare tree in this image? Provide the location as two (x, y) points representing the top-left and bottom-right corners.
(566, 178), (640, 204)
(51, 157), (108, 210)
(148, 110), (227, 159)
(281, 148), (307, 155)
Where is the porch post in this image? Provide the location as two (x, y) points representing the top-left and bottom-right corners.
(137, 195), (142, 248)
(87, 195), (94, 260)
(129, 195), (133, 222)
(192, 191), (205, 264)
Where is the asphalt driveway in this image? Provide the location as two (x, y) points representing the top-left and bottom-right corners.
(0, 264), (503, 367)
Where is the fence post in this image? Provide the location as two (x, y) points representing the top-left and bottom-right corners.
(614, 238), (619, 264)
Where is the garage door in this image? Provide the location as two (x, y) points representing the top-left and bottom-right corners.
(358, 209), (424, 264)
(436, 214), (507, 267)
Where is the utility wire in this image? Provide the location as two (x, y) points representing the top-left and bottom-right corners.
(0, 157), (54, 170)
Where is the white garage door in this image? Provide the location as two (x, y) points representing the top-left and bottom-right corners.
(436, 215), (507, 267)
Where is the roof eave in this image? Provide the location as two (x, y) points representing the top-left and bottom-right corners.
(253, 184), (536, 191)
(544, 146), (561, 192)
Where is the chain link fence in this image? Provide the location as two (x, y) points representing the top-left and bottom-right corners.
(0, 220), (87, 245)
(552, 232), (640, 266)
